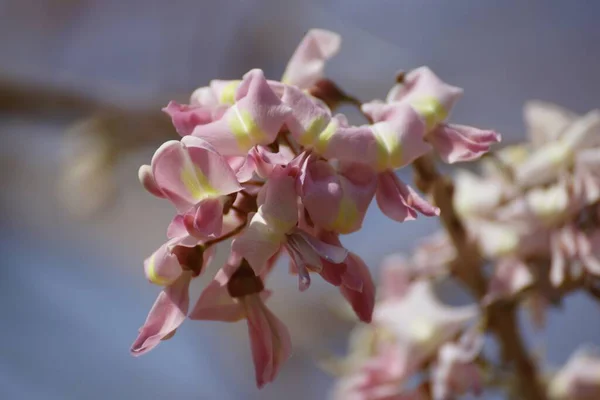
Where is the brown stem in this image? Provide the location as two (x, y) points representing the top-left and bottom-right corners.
(412, 154), (547, 400)
(203, 219), (248, 248)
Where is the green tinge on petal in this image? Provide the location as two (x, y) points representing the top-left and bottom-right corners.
(229, 105), (267, 151)
(219, 80), (241, 105)
(410, 96), (448, 131)
(331, 196), (360, 234)
(313, 119), (338, 154)
(146, 254), (172, 286)
(371, 122), (404, 171)
(180, 164), (219, 201)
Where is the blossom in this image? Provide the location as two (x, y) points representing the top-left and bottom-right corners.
(374, 279), (479, 383)
(190, 258), (292, 388)
(190, 69), (291, 156)
(233, 165), (348, 290)
(548, 347), (600, 400)
(301, 159), (377, 234)
(432, 328), (484, 400)
(365, 66), (501, 164)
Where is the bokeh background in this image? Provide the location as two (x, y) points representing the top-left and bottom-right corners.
(1, 1), (599, 399)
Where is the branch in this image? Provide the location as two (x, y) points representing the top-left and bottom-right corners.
(412, 154), (547, 400)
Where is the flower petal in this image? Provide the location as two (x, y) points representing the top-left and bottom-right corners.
(163, 101), (215, 136)
(130, 271), (192, 356)
(340, 253), (376, 323)
(428, 123), (501, 163)
(189, 263), (245, 322)
(242, 295), (292, 388)
(376, 171), (439, 222)
(151, 136), (241, 213)
(282, 29), (341, 89)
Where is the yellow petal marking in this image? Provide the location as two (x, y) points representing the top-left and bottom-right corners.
(331, 196), (360, 234)
(228, 105), (267, 151)
(180, 164), (219, 201)
(146, 254), (172, 286)
(314, 119), (339, 154)
(219, 80), (241, 105)
(371, 122), (403, 171)
(410, 96), (448, 131)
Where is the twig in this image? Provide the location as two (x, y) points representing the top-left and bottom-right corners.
(203, 219), (248, 248)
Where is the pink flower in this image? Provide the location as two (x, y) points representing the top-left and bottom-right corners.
(365, 67), (501, 164)
(162, 101), (226, 136)
(233, 165), (348, 290)
(376, 170), (439, 222)
(191, 69), (291, 156)
(139, 135), (241, 238)
(301, 159), (377, 234)
(550, 225), (600, 287)
(374, 279), (479, 380)
(432, 328), (484, 400)
(549, 347), (600, 400)
(190, 258), (292, 388)
(281, 29), (341, 89)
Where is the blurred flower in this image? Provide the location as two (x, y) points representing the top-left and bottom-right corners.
(548, 347), (600, 400)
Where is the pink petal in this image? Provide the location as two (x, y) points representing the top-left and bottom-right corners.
(163, 101), (214, 136)
(388, 66), (464, 118)
(143, 239), (184, 286)
(182, 198), (224, 239)
(281, 84), (332, 145)
(258, 166), (299, 229)
(151, 136), (241, 213)
(232, 212), (285, 274)
(189, 263), (245, 322)
(380, 254), (412, 301)
(193, 70), (290, 156)
(302, 160), (376, 234)
(282, 29), (341, 89)
(130, 271), (192, 356)
(339, 253), (376, 323)
(292, 228), (348, 264)
(138, 164), (165, 198)
(428, 123), (501, 163)
(376, 171), (439, 222)
(242, 295), (292, 388)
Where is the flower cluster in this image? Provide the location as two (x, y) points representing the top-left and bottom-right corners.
(331, 101), (600, 399)
(130, 29), (500, 389)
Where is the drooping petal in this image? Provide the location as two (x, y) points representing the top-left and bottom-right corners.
(163, 101), (215, 136)
(150, 136), (241, 213)
(282, 29), (341, 89)
(192, 69), (291, 156)
(339, 253), (376, 323)
(130, 271), (192, 356)
(189, 262), (245, 322)
(242, 294), (293, 388)
(428, 123), (501, 163)
(376, 171), (439, 222)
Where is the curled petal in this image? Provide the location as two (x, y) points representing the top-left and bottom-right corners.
(150, 136), (241, 213)
(242, 295), (292, 388)
(376, 171), (439, 222)
(130, 271), (192, 356)
(282, 29), (341, 89)
(163, 101), (215, 136)
(428, 123), (501, 163)
(138, 164), (165, 198)
(143, 239), (184, 286)
(182, 198), (224, 239)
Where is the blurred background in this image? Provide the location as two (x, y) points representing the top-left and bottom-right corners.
(1, 1), (599, 399)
